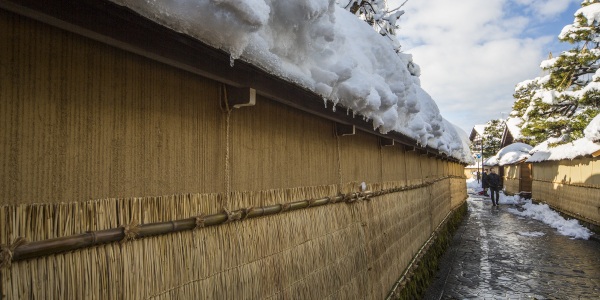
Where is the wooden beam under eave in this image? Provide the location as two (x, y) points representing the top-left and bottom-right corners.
(221, 85), (256, 109)
(335, 123), (355, 136)
(592, 149), (600, 157)
(403, 145), (415, 152)
(379, 137), (395, 147)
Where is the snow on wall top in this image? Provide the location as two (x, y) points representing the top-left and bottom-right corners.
(485, 142), (532, 166)
(109, 0), (473, 163)
(527, 138), (600, 162)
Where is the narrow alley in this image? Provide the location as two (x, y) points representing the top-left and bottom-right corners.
(424, 192), (600, 299)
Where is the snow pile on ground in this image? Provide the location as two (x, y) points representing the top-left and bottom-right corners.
(497, 192), (521, 205)
(528, 114), (600, 162)
(466, 178), (481, 194)
(466, 178), (520, 204)
(467, 178), (592, 240)
(486, 143), (532, 166)
(507, 201), (592, 240)
(109, 0), (472, 163)
(517, 231), (545, 237)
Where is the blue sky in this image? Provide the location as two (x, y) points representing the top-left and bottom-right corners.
(392, 0), (582, 133)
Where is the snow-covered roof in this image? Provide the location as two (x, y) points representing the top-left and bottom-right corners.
(469, 124), (486, 142)
(473, 125), (486, 136)
(527, 117), (600, 162)
(483, 156), (498, 167)
(484, 142), (533, 166)
(109, 0), (472, 163)
(505, 118), (523, 140)
(497, 143), (533, 166)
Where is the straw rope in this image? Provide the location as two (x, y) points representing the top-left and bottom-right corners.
(0, 237), (27, 269)
(121, 220), (141, 243)
(195, 213), (206, 229)
(337, 136), (343, 194)
(222, 207), (242, 223)
(224, 110), (232, 208)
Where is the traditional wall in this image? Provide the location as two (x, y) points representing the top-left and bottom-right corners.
(0, 9), (467, 299)
(503, 164), (520, 195)
(531, 157), (600, 226)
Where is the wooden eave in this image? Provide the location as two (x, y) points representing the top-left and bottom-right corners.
(468, 129), (478, 142)
(0, 0), (462, 163)
(500, 126), (514, 148)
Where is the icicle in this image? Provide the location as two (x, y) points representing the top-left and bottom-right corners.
(323, 99), (328, 108)
(332, 104), (336, 112)
(230, 55), (235, 67)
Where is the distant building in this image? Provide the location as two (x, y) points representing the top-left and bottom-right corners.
(466, 125), (486, 179)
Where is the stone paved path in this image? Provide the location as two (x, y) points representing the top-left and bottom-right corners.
(424, 193), (600, 300)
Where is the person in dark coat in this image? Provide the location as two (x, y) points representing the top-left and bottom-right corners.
(481, 170), (489, 196)
(486, 169), (502, 206)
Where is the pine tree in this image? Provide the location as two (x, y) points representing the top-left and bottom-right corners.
(511, 0), (600, 146)
(340, 0), (407, 53)
(481, 119), (504, 157)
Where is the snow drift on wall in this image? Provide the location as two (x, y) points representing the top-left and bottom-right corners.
(109, 0), (473, 163)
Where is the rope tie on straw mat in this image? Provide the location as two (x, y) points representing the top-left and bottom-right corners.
(280, 203), (291, 212)
(0, 237), (28, 269)
(223, 207), (242, 223)
(121, 220), (141, 244)
(344, 192), (356, 203)
(336, 136), (343, 194)
(224, 110), (232, 208)
(242, 207), (255, 220)
(195, 213), (206, 229)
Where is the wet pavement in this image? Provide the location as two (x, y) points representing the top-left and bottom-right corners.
(424, 193), (600, 299)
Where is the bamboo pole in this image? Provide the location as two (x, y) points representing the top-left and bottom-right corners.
(1, 176), (465, 267)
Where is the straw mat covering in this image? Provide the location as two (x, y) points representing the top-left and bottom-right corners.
(531, 157), (600, 225)
(0, 9), (469, 298)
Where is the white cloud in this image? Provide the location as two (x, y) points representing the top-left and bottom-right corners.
(390, 0), (576, 132)
(513, 0), (579, 18)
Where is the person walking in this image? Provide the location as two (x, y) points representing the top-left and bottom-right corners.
(486, 169), (502, 206)
(481, 170), (489, 196)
